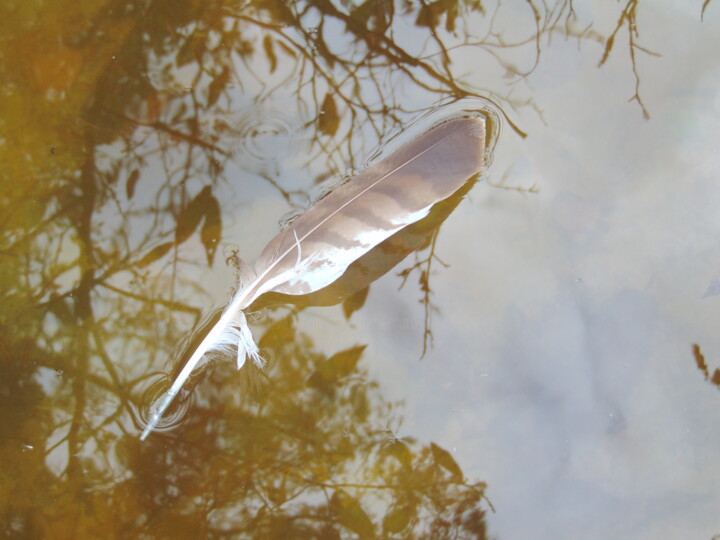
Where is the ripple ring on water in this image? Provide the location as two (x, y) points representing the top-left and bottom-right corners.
(235, 107), (299, 164)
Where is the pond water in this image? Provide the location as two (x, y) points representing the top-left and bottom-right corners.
(1, 1), (719, 538)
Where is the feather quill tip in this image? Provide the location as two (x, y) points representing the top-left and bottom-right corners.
(139, 388), (177, 441)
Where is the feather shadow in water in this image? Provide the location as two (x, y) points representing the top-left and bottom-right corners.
(141, 116), (486, 440)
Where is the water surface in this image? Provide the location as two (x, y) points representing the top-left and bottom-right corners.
(1, 1), (719, 538)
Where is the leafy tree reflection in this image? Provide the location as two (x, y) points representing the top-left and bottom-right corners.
(133, 316), (491, 538)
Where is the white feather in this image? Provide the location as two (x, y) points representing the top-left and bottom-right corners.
(140, 116), (485, 440)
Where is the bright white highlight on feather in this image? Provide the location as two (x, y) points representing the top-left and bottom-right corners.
(293, 230), (302, 265)
(286, 248), (363, 290)
(354, 225), (402, 248)
(391, 206), (432, 226)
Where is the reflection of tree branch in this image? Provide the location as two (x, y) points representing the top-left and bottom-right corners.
(398, 229), (447, 359)
(232, 0), (533, 147)
(487, 174), (540, 194)
(98, 281), (201, 316)
(123, 116), (228, 155)
(89, 325), (139, 436)
(598, 0), (659, 119)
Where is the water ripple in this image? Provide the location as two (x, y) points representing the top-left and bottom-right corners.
(232, 106), (302, 169)
(135, 372), (194, 436)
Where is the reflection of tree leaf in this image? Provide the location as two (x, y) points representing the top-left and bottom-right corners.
(258, 315), (296, 350)
(267, 483), (286, 505)
(318, 93), (340, 136)
(383, 502), (414, 534)
(415, 3), (435, 28)
(200, 194), (221, 266)
(47, 293), (75, 324)
(309, 345), (366, 397)
(136, 242), (174, 268)
(384, 439), (413, 469)
(126, 169), (140, 200)
(318, 345), (366, 382)
(414, 0), (470, 32)
(330, 490), (376, 538)
(176, 34), (204, 67)
(415, 0), (450, 30)
(431, 442), (463, 480)
(307, 370), (334, 398)
(445, 1), (459, 33)
(599, 34), (615, 67)
(351, 0), (392, 33)
(171, 101), (188, 123)
(693, 344), (710, 379)
(261, 0), (295, 26)
(263, 35), (277, 73)
(314, 32), (337, 68)
(175, 186), (211, 245)
(342, 286), (369, 320)
(207, 66), (229, 108)
(350, 383), (371, 423)
(692, 344), (720, 388)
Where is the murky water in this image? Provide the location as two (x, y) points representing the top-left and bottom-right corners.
(1, 1), (719, 538)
